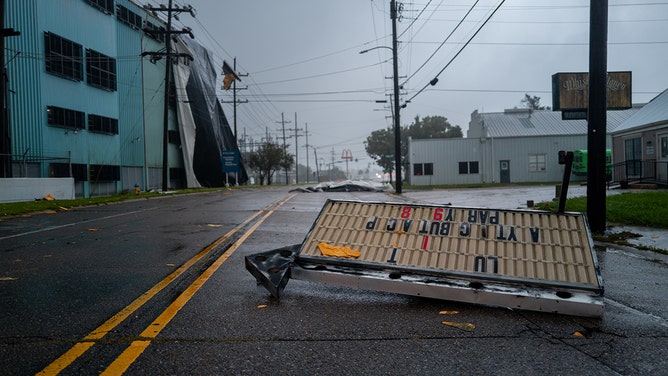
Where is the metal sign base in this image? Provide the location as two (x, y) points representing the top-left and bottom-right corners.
(245, 246), (604, 318)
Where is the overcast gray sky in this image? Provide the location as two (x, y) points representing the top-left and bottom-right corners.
(141, 0), (668, 174)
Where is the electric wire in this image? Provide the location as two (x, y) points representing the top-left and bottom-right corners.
(401, 0), (480, 88)
(405, 0), (506, 105)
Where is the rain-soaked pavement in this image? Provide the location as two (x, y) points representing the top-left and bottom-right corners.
(1, 185), (666, 375)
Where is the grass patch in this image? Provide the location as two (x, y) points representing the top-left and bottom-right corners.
(536, 190), (668, 229)
(0, 187), (231, 217)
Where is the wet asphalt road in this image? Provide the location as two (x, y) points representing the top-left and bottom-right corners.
(1, 186), (667, 375)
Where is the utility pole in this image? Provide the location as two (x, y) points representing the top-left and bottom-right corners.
(220, 57), (248, 145)
(277, 113), (291, 184)
(142, 1), (195, 191)
(304, 122), (310, 183)
(263, 126), (272, 143)
(313, 147), (320, 182)
(232, 58), (248, 145)
(0, 0), (20, 178)
(390, 0), (402, 194)
(287, 112), (304, 184)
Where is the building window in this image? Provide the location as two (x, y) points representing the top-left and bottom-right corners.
(413, 163), (433, 176)
(424, 163), (434, 175)
(86, 49), (117, 91)
(661, 135), (668, 159)
(117, 5), (143, 30)
(144, 21), (166, 43)
(529, 154), (546, 172)
(168, 130), (181, 145)
(469, 161), (479, 174)
(44, 32), (83, 81)
(47, 106), (85, 130)
(459, 162), (468, 174)
(50, 162), (87, 181)
(170, 167), (186, 181)
(458, 161), (479, 174)
(84, 0), (114, 15)
(88, 114), (118, 135)
(90, 164), (120, 181)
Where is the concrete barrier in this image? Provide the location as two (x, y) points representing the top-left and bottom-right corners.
(0, 178), (75, 203)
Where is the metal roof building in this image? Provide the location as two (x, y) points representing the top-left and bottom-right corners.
(409, 106), (643, 186)
(1, 0), (244, 201)
(610, 89), (668, 185)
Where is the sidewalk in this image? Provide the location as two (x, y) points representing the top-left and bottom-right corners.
(608, 225), (668, 252)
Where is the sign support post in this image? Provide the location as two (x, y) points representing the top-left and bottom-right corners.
(587, 0), (608, 234)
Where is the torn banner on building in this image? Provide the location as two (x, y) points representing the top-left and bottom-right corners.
(172, 37), (248, 187)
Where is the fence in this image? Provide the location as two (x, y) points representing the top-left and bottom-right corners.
(611, 159), (668, 187)
(1, 152), (71, 178)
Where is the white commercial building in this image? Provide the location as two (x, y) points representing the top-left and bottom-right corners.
(408, 106), (642, 186)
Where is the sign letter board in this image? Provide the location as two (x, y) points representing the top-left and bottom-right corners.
(246, 200), (605, 317)
(291, 200), (604, 317)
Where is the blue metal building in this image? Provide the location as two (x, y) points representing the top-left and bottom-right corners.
(3, 0), (184, 197)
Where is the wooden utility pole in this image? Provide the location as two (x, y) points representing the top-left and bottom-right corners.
(391, 0), (402, 194)
(142, 1), (195, 191)
(304, 122), (310, 183)
(220, 58), (248, 144)
(287, 113), (304, 184)
(277, 113), (291, 184)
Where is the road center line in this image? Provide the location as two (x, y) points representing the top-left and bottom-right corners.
(37, 195), (292, 375)
(101, 193), (296, 375)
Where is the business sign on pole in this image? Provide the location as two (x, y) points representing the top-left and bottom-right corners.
(552, 71), (632, 112)
(221, 150), (240, 173)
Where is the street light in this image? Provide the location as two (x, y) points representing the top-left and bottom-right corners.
(359, 1), (402, 194)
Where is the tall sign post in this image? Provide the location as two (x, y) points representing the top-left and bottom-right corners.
(552, 3), (626, 234)
(221, 150), (240, 187)
(587, 0), (608, 234)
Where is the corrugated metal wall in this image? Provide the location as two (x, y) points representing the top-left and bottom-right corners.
(117, 0), (145, 169)
(409, 135), (612, 185)
(7, 0), (120, 184)
(5, 0), (183, 195)
(6, 1), (44, 163)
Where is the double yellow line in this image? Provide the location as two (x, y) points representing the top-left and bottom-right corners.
(39, 193), (296, 375)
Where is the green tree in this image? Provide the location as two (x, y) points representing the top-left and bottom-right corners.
(364, 115), (462, 174)
(364, 127), (397, 174)
(520, 94), (550, 110)
(406, 115), (462, 139)
(247, 142), (294, 185)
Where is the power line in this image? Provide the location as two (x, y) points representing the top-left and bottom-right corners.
(252, 59), (391, 86)
(397, 0), (433, 39)
(401, 0), (480, 88)
(405, 0), (506, 105)
(408, 40), (668, 46)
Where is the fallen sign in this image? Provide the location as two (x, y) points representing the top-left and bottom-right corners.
(245, 200), (604, 317)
